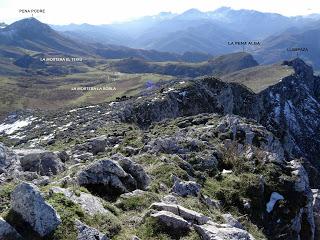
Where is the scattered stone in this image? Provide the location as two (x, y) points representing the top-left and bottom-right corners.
(75, 219), (108, 240)
(194, 222), (255, 240)
(11, 182), (61, 237)
(171, 177), (201, 197)
(162, 194), (178, 204)
(222, 213), (244, 230)
(202, 195), (221, 209)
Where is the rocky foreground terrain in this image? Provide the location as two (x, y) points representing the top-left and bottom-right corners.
(0, 58), (320, 240)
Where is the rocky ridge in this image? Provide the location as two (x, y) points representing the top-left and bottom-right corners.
(0, 58), (319, 239)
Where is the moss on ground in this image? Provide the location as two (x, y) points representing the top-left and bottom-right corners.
(47, 192), (121, 239)
(116, 191), (159, 211)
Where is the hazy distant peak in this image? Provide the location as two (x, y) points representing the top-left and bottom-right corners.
(5, 17), (51, 32)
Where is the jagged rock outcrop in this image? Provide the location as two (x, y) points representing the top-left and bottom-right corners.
(76, 159), (134, 197)
(76, 157), (149, 199)
(111, 153), (150, 190)
(11, 182), (61, 237)
(259, 59), (320, 179)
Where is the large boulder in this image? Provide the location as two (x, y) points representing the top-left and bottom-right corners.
(75, 219), (108, 240)
(50, 187), (109, 216)
(0, 217), (23, 240)
(11, 182), (61, 237)
(171, 177), (201, 197)
(76, 159), (137, 198)
(150, 210), (190, 232)
(16, 149), (65, 176)
(194, 222), (255, 240)
(111, 153), (150, 190)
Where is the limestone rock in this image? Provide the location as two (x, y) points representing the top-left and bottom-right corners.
(11, 182), (61, 237)
(75, 135), (107, 155)
(111, 153), (150, 190)
(150, 210), (190, 232)
(150, 202), (210, 225)
(222, 213), (244, 230)
(76, 159), (136, 196)
(75, 219), (108, 240)
(171, 177), (201, 197)
(194, 222), (255, 240)
(17, 149), (65, 176)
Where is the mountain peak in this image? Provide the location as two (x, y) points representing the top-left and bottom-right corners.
(5, 17), (52, 33)
(180, 8), (203, 16)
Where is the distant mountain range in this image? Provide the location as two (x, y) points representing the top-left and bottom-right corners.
(0, 17), (219, 76)
(49, 7), (320, 69)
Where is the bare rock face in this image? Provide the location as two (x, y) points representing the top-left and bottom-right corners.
(0, 217), (23, 240)
(289, 160), (315, 240)
(16, 149), (65, 176)
(11, 182), (61, 237)
(75, 219), (109, 240)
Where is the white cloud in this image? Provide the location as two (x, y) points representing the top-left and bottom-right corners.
(0, 0), (319, 24)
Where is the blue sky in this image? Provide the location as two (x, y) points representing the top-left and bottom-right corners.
(0, 0), (319, 24)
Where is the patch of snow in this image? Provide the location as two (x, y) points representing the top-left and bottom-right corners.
(222, 169), (232, 174)
(163, 88), (175, 94)
(179, 81), (186, 84)
(0, 117), (36, 135)
(266, 192), (284, 213)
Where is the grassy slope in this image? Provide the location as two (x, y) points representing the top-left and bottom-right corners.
(0, 61), (173, 119)
(220, 64), (294, 93)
